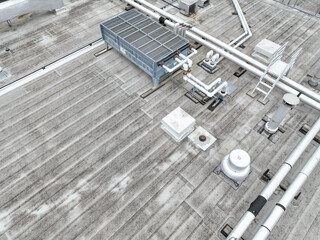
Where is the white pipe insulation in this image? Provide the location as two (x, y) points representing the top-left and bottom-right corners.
(182, 65), (222, 91)
(252, 145), (320, 240)
(161, 48), (197, 73)
(220, 0), (252, 62)
(206, 50), (214, 61)
(215, 0), (253, 65)
(207, 0), (252, 63)
(125, 0), (320, 106)
(227, 117), (320, 240)
(183, 73), (227, 97)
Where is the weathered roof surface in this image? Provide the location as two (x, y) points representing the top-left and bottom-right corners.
(0, 0), (320, 240)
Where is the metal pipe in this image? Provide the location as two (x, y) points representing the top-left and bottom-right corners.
(183, 73), (227, 98)
(206, 50), (213, 61)
(162, 48), (197, 73)
(227, 117), (320, 240)
(217, 0), (252, 63)
(252, 145), (320, 240)
(128, 0), (320, 104)
(186, 71), (222, 90)
(229, 0), (252, 47)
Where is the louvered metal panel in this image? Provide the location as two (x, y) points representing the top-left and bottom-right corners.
(100, 9), (190, 87)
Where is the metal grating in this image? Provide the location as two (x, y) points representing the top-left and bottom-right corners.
(101, 9), (189, 63)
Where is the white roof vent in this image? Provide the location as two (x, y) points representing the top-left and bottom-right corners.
(161, 107), (195, 142)
(220, 149), (251, 182)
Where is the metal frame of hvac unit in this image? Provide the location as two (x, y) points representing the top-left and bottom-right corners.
(100, 9), (190, 87)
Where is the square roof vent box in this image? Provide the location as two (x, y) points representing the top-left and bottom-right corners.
(161, 107), (195, 142)
(179, 0), (199, 16)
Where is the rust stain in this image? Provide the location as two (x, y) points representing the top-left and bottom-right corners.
(18, 13), (31, 19)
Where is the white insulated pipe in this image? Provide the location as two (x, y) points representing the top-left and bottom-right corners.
(206, 50), (214, 61)
(261, 117), (320, 199)
(226, 0), (252, 48)
(183, 68), (222, 91)
(162, 48), (197, 73)
(183, 73), (227, 98)
(227, 117), (320, 240)
(126, 0), (320, 105)
(205, 51), (220, 65)
(252, 145), (320, 240)
(217, 0), (252, 63)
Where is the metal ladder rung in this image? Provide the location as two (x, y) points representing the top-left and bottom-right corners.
(259, 82), (272, 88)
(256, 87), (268, 95)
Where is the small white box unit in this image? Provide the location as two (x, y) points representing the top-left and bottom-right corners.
(161, 107), (195, 142)
(179, 0), (198, 16)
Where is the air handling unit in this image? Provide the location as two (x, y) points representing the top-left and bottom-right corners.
(100, 9), (190, 87)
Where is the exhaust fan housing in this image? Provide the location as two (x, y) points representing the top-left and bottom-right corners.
(220, 149), (251, 182)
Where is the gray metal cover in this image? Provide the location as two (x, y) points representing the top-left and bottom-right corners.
(101, 9), (190, 64)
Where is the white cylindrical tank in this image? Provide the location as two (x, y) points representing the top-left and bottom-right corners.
(221, 149), (251, 182)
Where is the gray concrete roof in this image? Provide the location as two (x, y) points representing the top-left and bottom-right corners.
(0, 0), (319, 239)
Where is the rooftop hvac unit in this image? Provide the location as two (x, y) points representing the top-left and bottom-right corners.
(100, 9), (190, 87)
(179, 0), (199, 16)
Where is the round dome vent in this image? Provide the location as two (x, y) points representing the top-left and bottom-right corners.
(220, 149), (251, 182)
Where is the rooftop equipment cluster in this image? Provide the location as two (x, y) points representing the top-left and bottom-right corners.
(123, 0), (320, 111)
(101, 1), (320, 239)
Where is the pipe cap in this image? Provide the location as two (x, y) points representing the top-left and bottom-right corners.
(283, 93), (300, 106)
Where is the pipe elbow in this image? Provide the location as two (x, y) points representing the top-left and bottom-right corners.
(206, 50), (213, 61)
(211, 53), (220, 64)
